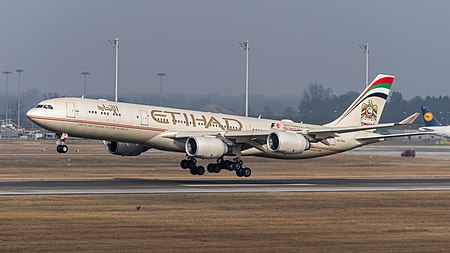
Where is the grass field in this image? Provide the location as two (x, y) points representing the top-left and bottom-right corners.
(1, 140), (450, 252)
(1, 140), (450, 180)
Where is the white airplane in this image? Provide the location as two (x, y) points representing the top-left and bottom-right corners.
(419, 106), (450, 138)
(27, 74), (424, 177)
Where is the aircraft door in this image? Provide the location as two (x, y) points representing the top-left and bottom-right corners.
(139, 110), (149, 126)
(66, 102), (76, 118)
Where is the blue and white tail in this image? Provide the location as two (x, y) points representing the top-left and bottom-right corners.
(421, 106), (444, 126)
(325, 74), (395, 127)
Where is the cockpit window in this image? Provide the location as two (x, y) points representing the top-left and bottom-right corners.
(36, 104), (54, 109)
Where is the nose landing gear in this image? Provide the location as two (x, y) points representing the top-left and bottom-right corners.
(56, 133), (69, 153)
(56, 144), (68, 153)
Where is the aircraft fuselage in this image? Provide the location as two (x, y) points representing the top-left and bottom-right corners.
(26, 98), (373, 159)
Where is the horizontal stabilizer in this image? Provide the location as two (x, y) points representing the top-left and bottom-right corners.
(399, 112), (419, 125)
(355, 131), (436, 141)
(307, 113), (419, 139)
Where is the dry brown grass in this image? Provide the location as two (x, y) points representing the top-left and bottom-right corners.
(1, 139), (450, 180)
(1, 140), (450, 252)
(1, 192), (450, 252)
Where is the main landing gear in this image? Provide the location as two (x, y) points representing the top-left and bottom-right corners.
(56, 133), (69, 153)
(180, 157), (205, 175)
(180, 157), (251, 178)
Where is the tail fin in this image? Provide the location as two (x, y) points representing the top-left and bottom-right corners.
(420, 106), (443, 126)
(325, 74), (395, 127)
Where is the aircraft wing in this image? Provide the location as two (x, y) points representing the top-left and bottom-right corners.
(161, 113), (420, 144)
(161, 130), (273, 150)
(161, 130), (271, 139)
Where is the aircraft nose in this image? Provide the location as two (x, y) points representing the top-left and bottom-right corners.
(26, 108), (39, 121)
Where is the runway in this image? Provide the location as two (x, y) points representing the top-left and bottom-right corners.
(2, 177), (450, 195)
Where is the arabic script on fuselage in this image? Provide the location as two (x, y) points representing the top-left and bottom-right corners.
(97, 104), (119, 114)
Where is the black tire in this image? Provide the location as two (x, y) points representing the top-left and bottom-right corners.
(243, 167), (251, 177)
(233, 162), (242, 171)
(207, 163), (215, 173)
(236, 168), (244, 177)
(190, 167), (198, 175)
(213, 164), (221, 173)
(56, 145), (68, 153)
(187, 160), (196, 169)
(224, 161), (234, 171)
(197, 166), (205, 175)
(180, 160), (189, 169)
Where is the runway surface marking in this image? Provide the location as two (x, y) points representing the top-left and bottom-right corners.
(1, 178), (450, 195)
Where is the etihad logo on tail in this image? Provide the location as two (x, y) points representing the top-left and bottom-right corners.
(361, 100), (378, 126)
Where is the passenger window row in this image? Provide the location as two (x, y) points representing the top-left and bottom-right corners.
(88, 110), (122, 117)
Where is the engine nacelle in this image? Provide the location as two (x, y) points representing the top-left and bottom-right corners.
(267, 131), (310, 154)
(185, 137), (228, 159)
(106, 141), (149, 156)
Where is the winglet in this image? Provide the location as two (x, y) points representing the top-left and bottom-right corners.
(399, 112), (420, 125)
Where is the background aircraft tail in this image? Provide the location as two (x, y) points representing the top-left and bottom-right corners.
(325, 74), (395, 127)
(420, 106), (443, 126)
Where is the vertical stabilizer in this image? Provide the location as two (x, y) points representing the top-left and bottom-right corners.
(421, 106), (443, 126)
(325, 74), (395, 127)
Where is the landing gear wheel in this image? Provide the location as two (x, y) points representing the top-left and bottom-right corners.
(207, 163), (215, 173)
(190, 166), (205, 176)
(56, 144), (68, 153)
(187, 160), (196, 169)
(207, 163), (221, 173)
(243, 167), (251, 177)
(224, 161), (234, 171)
(236, 168), (244, 177)
(180, 160), (189, 169)
(213, 164), (221, 173)
(196, 166), (205, 175)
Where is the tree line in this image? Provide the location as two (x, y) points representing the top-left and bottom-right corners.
(296, 83), (450, 125)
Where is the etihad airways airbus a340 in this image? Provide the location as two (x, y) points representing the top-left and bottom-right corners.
(27, 74), (424, 177)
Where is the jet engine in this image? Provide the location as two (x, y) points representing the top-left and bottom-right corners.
(267, 131), (310, 154)
(185, 137), (228, 159)
(106, 141), (149, 156)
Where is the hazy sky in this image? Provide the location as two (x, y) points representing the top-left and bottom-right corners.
(1, 0), (450, 99)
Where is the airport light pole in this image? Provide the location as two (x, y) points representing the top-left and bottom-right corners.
(359, 43), (369, 87)
(3, 71), (11, 121)
(109, 38), (119, 102)
(157, 72), (166, 107)
(16, 69), (23, 128)
(239, 40), (250, 117)
(81, 72), (90, 97)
